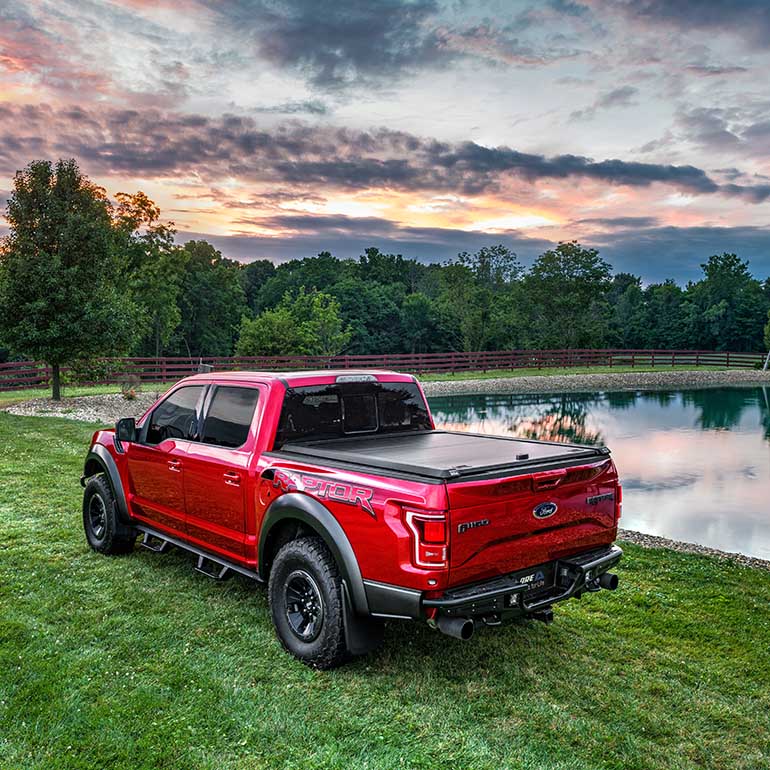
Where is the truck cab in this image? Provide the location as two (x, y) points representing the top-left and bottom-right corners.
(82, 370), (622, 668)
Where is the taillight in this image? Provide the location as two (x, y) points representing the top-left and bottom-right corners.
(615, 484), (623, 521)
(404, 510), (448, 569)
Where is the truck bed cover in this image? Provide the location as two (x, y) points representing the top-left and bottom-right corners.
(277, 430), (608, 480)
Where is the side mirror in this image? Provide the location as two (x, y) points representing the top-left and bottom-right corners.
(115, 417), (137, 453)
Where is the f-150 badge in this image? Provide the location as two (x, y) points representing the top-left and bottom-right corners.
(271, 468), (376, 517)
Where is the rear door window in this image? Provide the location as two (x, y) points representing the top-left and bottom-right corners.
(201, 386), (260, 448)
(145, 386), (205, 444)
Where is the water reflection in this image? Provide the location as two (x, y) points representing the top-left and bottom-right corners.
(429, 386), (770, 560)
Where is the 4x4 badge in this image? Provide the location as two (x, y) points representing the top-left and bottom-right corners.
(533, 502), (558, 519)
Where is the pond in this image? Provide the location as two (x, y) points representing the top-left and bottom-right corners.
(428, 386), (770, 560)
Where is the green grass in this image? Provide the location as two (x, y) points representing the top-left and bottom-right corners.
(0, 383), (174, 406)
(1, 412), (769, 770)
(0, 366), (739, 404)
(418, 364), (732, 381)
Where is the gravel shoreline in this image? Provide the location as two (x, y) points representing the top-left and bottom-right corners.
(421, 368), (770, 396)
(618, 529), (769, 571)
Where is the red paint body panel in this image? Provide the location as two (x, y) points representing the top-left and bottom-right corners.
(87, 370), (620, 602)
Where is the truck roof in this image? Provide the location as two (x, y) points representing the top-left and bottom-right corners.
(181, 369), (415, 386)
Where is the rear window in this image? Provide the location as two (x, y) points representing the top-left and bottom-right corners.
(275, 381), (431, 448)
(201, 386), (259, 448)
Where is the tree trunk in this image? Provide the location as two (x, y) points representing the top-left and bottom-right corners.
(51, 363), (61, 401)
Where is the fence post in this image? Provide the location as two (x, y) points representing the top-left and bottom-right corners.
(726, 351), (730, 368)
(696, 351), (700, 367)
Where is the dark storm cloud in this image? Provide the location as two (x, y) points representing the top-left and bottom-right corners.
(2, 104), (770, 201)
(588, 224), (770, 281)
(201, 0), (449, 88)
(614, 0), (770, 47)
(200, 0), (580, 89)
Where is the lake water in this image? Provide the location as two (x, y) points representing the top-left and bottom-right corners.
(428, 386), (770, 560)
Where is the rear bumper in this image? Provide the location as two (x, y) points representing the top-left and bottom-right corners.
(364, 544), (622, 621)
(425, 544), (622, 619)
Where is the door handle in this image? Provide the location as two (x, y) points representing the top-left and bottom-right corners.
(168, 459), (182, 472)
(223, 471), (241, 486)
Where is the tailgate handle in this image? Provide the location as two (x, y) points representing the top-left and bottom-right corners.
(533, 469), (566, 490)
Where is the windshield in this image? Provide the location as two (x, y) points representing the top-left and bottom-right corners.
(274, 381), (432, 448)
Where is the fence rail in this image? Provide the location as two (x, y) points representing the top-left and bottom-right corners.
(0, 349), (764, 392)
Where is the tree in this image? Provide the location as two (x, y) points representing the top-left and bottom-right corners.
(236, 288), (350, 356)
(236, 305), (311, 356)
(111, 191), (182, 357)
(401, 293), (438, 353)
(330, 277), (404, 354)
(241, 259), (276, 313)
(173, 241), (247, 357)
(524, 241), (612, 349)
(685, 253), (769, 351)
(0, 159), (135, 399)
(456, 244), (522, 289)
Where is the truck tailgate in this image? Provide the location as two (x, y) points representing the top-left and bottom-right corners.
(447, 459), (619, 586)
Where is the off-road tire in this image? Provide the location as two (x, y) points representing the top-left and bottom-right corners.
(268, 536), (349, 669)
(82, 474), (136, 555)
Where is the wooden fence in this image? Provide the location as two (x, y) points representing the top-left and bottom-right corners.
(0, 349), (763, 392)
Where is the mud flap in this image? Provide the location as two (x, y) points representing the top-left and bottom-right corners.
(342, 581), (384, 655)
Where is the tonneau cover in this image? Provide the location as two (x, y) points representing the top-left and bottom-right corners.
(278, 430), (608, 480)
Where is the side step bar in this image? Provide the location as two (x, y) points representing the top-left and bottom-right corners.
(194, 555), (231, 581)
(134, 525), (264, 583)
(141, 532), (171, 553)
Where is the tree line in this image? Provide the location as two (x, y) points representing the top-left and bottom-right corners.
(2, 160), (770, 398)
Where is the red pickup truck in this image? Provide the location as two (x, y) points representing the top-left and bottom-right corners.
(81, 370), (622, 668)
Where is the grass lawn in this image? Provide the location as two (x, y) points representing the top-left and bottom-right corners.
(0, 383), (175, 407)
(418, 364), (733, 381)
(1, 411), (769, 769)
(0, 365), (739, 405)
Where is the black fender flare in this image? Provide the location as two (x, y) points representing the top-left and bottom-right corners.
(82, 445), (131, 525)
(258, 492), (369, 615)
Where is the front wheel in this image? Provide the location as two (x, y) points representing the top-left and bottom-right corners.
(268, 537), (349, 669)
(82, 475), (136, 555)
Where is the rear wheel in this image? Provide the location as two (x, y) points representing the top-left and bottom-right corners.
(268, 537), (349, 669)
(82, 475), (136, 555)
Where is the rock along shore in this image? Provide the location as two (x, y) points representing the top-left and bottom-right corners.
(420, 368), (770, 396)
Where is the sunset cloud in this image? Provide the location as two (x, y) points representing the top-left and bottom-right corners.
(1, 0), (770, 279)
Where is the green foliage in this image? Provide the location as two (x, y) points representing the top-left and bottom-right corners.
(524, 241), (613, 348)
(173, 240), (247, 357)
(112, 191), (183, 357)
(237, 288), (350, 356)
(241, 259), (276, 313)
(0, 159), (137, 398)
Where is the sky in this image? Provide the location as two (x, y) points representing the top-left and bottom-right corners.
(2, 0), (770, 282)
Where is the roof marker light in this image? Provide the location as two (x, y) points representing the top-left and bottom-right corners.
(335, 374), (377, 383)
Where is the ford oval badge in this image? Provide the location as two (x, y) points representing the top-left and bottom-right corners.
(533, 502), (558, 519)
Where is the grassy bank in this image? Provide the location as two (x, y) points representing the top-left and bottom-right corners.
(1, 411), (769, 770)
(418, 364), (731, 381)
(0, 365), (735, 404)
